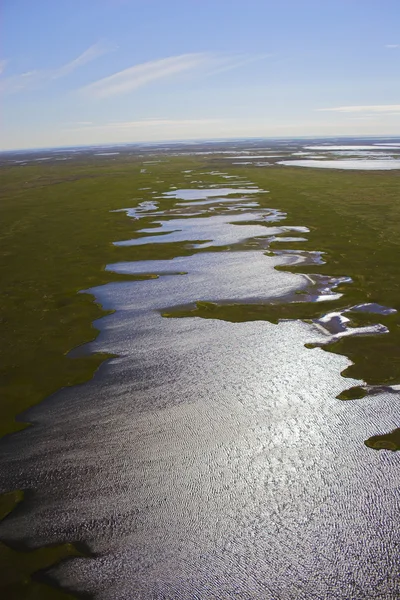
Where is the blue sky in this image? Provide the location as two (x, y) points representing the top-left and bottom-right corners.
(2, 0), (400, 149)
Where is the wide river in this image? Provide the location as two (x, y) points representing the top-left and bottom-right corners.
(1, 173), (399, 599)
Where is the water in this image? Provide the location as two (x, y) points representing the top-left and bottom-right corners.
(115, 212), (288, 249)
(351, 303), (397, 315)
(304, 145), (400, 151)
(106, 252), (306, 307)
(223, 155), (278, 159)
(163, 187), (263, 199)
(328, 151), (396, 158)
(95, 152), (121, 156)
(0, 176), (399, 600)
(278, 159), (400, 170)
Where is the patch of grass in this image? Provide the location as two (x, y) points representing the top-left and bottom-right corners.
(0, 491), (81, 600)
(365, 428), (400, 451)
(0, 541), (81, 600)
(161, 297), (346, 323)
(336, 386), (368, 400)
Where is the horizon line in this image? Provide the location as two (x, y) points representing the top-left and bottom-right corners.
(2, 133), (400, 154)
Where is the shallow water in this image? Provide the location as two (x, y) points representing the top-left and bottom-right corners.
(114, 212), (287, 249)
(106, 251), (307, 306)
(95, 152), (120, 156)
(304, 145), (400, 151)
(278, 159), (400, 170)
(163, 187), (263, 200)
(351, 303), (397, 315)
(328, 151), (396, 158)
(1, 173), (399, 600)
(115, 187), (289, 250)
(223, 155), (278, 159)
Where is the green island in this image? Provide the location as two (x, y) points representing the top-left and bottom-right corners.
(1, 154), (400, 597)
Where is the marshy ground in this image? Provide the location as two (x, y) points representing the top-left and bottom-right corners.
(1, 139), (400, 598)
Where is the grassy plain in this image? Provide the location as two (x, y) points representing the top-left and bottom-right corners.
(1, 152), (400, 597)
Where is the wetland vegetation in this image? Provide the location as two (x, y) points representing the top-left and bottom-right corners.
(1, 140), (400, 597)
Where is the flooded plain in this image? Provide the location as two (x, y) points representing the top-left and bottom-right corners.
(183, 139), (400, 170)
(277, 143), (400, 170)
(0, 174), (399, 599)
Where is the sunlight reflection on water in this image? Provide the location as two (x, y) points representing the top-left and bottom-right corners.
(1, 175), (399, 600)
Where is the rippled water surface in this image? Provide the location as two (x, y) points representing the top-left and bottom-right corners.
(1, 177), (399, 599)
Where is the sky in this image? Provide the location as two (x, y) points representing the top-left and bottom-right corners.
(1, 0), (400, 150)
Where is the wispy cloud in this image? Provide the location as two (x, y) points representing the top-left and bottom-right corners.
(206, 53), (273, 77)
(386, 44), (399, 48)
(317, 105), (400, 113)
(0, 70), (44, 95)
(81, 53), (212, 98)
(66, 118), (224, 132)
(0, 42), (115, 95)
(52, 42), (116, 79)
(80, 52), (272, 98)
(1, 50), (271, 98)
(0, 59), (8, 75)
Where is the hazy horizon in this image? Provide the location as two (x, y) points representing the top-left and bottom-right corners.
(3, 134), (400, 155)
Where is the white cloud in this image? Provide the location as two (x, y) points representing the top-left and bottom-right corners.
(386, 44), (399, 48)
(0, 42), (115, 95)
(205, 53), (273, 77)
(80, 53), (212, 98)
(66, 118), (224, 132)
(1, 50), (270, 98)
(80, 52), (272, 98)
(317, 105), (400, 113)
(0, 70), (44, 94)
(52, 42), (116, 79)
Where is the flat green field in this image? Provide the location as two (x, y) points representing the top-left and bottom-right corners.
(1, 153), (400, 597)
